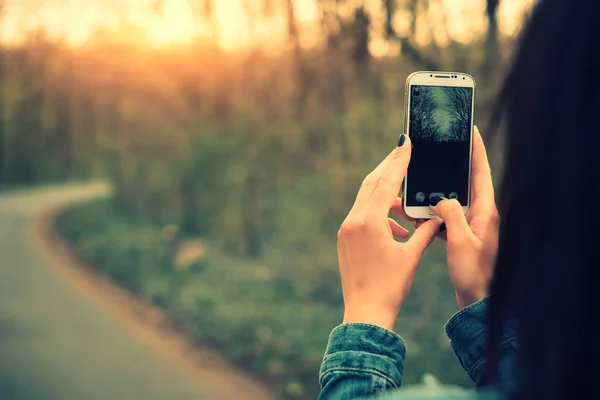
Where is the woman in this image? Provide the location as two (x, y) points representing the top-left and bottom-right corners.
(318, 0), (599, 399)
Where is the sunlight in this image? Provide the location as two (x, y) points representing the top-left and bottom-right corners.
(293, 0), (320, 23)
(146, 1), (197, 46)
(212, 0), (253, 51)
(0, 0), (536, 51)
(498, 0), (536, 36)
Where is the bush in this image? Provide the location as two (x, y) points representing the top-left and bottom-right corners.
(55, 198), (472, 400)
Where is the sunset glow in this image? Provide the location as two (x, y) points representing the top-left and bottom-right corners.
(0, 0), (535, 52)
(145, 1), (197, 46)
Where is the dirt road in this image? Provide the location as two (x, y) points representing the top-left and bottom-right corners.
(0, 183), (275, 400)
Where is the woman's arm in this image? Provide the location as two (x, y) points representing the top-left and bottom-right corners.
(319, 323), (406, 400)
(426, 127), (499, 310)
(318, 135), (441, 399)
(445, 297), (517, 391)
(423, 128), (513, 389)
(318, 304), (517, 400)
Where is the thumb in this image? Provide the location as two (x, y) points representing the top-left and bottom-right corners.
(428, 196), (472, 242)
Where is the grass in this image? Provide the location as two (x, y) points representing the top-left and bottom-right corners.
(54, 198), (473, 399)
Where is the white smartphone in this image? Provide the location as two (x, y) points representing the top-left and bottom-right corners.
(402, 71), (476, 219)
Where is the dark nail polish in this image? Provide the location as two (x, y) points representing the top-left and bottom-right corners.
(439, 223), (446, 233)
(429, 195), (443, 206)
(398, 134), (406, 147)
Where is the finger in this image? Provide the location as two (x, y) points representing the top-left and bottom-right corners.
(416, 219), (446, 241)
(407, 218), (443, 255)
(428, 196), (473, 241)
(471, 126), (494, 203)
(388, 218), (410, 239)
(368, 135), (412, 213)
(349, 148), (395, 215)
(391, 197), (417, 222)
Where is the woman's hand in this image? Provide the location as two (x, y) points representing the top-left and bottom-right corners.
(338, 135), (443, 331)
(428, 127), (500, 309)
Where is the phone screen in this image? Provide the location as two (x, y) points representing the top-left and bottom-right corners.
(406, 85), (473, 207)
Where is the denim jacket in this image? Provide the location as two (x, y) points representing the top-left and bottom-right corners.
(319, 298), (517, 399)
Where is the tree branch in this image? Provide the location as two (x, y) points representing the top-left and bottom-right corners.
(383, 0), (440, 70)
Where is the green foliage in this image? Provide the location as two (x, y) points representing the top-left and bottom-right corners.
(55, 200), (171, 293)
(55, 199), (472, 400)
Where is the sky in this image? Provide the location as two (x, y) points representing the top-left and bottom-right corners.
(431, 87), (453, 135)
(0, 0), (536, 52)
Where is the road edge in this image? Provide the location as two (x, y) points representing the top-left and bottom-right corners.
(32, 200), (279, 400)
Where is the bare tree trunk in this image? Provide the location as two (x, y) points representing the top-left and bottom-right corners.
(483, 0), (500, 76)
(286, 0), (310, 117)
(383, 0), (440, 70)
(0, 2), (6, 183)
(351, 7), (370, 69)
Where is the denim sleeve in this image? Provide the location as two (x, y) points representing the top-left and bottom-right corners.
(319, 323), (406, 400)
(445, 297), (517, 390)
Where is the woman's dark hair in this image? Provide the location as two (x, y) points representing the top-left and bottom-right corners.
(486, 0), (600, 398)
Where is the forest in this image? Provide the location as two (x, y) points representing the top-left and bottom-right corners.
(0, 0), (532, 399)
(409, 86), (473, 143)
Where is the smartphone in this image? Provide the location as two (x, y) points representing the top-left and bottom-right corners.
(402, 71), (475, 219)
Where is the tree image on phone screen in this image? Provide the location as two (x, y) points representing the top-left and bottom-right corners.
(406, 85), (473, 207)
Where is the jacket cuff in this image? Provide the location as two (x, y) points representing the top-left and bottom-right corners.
(444, 297), (490, 380)
(319, 323), (406, 388)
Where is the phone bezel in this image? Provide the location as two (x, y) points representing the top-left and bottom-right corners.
(402, 71), (476, 220)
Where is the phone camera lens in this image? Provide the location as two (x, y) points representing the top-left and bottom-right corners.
(430, 74), (432, 77)
(463, 77), (465, 80)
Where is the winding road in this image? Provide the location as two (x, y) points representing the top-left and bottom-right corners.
(0, 184), (275, 400)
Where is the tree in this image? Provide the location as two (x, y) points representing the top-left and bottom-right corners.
(0, 0), (6, 182)
(444, 87), (472, 142)
(285, 0), (311, 117)
(350, 6), (370, 69)
(383, 0), (440, 70)
(483, 0), (500, 76)
(409, 86), (441, 142)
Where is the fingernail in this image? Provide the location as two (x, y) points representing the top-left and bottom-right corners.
(397, 134), (406, 147)
(429, 195), (443, 206)
(439, 222), (446, 233)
